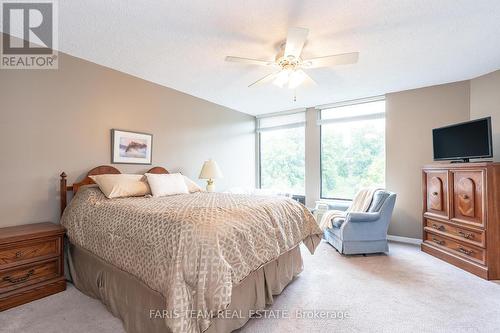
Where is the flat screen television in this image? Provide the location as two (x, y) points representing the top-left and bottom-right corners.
(433, 117), (492, 162)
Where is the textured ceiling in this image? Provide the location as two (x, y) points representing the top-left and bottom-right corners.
(11, 1), (500, 115)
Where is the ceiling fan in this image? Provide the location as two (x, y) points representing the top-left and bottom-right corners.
(225, 27), (359, 89)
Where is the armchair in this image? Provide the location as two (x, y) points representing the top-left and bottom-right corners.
(323, 190), (396, 255)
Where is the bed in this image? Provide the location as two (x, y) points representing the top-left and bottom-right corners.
(59, 166), (322, 333)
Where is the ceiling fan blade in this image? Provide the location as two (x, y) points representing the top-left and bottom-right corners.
(301, 70), (318, 87)
(284, 27), (309, 58)
(302, 52), (359, 69)
(225, 56), (275, 67)
(248, 71), (280, 87)
(304, 73), (318, 86)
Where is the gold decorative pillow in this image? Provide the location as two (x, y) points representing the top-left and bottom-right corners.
(89, 174), (151, 199)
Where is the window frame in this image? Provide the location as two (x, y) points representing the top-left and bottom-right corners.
(319, 125), (354, 201)
(255, 96), (385, 203)
(319, 98), (386, 200)
(257, 131), (263, 189)
(257, 109), (306, 196)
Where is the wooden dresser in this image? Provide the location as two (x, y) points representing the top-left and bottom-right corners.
(0, 222), (66, 311)
(421, 162), (500, 280)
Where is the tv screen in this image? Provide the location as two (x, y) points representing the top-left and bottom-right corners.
(433, 117), (492, 161)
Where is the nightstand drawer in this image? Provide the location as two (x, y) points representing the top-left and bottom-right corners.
(0, 238), (60, 269)
(0, 258), (61, 293)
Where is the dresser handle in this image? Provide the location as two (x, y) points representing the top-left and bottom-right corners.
(432, 192), (438, 196)
(432, 224), (445, 231)
(462, 194), (469, 200)
(458, 247), (473, 256)
(458, 231), (474, 239)
(2, 269), (35, 284)
(432, 238), (444, 245)
(14, 251), (22, 258)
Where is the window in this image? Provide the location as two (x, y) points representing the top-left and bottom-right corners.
(320, 99), (385, 200)
(258, 111), (305, 195)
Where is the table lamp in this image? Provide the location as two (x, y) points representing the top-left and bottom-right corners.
(198, 159), (223, 192)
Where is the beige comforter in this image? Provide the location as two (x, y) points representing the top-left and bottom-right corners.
(61, 187), (322, 333)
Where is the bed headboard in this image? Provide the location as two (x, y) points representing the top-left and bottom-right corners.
(59, 165), (169, 216)
(145, 166), (169, 174)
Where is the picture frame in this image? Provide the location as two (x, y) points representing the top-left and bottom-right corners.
(111, 129), (153, 165)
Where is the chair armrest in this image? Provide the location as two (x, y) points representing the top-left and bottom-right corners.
(347, 212), (380, 223)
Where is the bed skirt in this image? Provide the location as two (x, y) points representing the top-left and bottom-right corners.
(67, 242), (304, 333)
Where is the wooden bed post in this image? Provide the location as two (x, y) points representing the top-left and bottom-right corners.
(60, 172), (67, 217)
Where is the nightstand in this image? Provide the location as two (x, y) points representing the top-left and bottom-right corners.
(313, 201), (330, 223)
(0, 222), (66, 311)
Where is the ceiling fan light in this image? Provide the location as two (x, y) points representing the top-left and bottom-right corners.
(288, 70), (307, 89)
(273, 70), (290, 88)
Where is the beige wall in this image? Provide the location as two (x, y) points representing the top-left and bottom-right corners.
(385, 82), (470, 239)
(0, 49), (255, 228)
(470, 70), (500, 161)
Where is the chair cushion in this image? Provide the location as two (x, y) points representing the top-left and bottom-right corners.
(368, 190), (390, 212)
(331, 217), (346, 229)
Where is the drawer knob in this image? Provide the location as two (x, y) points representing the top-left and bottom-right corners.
(2, 269), (35, 284)
(432, 192), (438, 196)
(458, 231), (474, 239)
(14, 251), (22, 258)
(462, 194), (469, 200)
(458, 247), (473, 256)
(432, 224), (445, 231)
(432, 238), (445, 245)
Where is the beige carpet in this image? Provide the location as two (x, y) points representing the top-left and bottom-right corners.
(2, 241), (500, 333)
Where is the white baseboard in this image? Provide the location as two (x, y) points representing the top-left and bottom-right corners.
(387, 235), (422, 245)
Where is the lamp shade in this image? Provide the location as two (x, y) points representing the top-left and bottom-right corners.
(198, 159), (223, 180)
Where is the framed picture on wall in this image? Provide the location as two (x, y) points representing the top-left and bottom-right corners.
(111, 129), (153, 165)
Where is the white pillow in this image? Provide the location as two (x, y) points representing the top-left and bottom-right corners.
(183, 175), (203, 193)
(145, 173), (189, 197)
(89, 174), (151, 199)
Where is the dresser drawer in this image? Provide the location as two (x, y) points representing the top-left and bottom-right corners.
(424, 219), (485, 248)
(424, 232), (485, 264)
(0, 237), (60, 269)
(0, 258), (61, 293)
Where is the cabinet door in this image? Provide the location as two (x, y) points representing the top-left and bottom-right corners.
(424, 170), (449, 219)
(451, 170), (485, 227)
